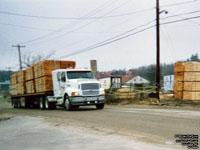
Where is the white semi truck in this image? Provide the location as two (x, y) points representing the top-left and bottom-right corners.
(11, 61), (105, 110)
(49, 68), (105, 110)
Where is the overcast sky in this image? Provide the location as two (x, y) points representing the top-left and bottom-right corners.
(0, 0), (200, 71)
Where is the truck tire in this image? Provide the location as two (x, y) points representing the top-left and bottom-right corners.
(40, 98), (45, 110)
(44, 98), (50, 110)
(96, 104), (104, 109)
(64, 95), (72, 111)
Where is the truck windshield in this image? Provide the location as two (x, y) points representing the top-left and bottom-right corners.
(67, 71), (94, 79)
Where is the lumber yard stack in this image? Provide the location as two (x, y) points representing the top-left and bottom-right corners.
(174, 62), (200, 100)
(10, 60), (75, 96)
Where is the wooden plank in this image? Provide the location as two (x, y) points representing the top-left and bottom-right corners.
(34, 60), (76, 78)
(10, 73), (17, 84)
(174, 62), (185, 72)
(35, 76), (53, 93)
(184, 72), (200, 81)
(184, 82), (200, 91)
(16, 83), (25, 95)
(185, 62), (200, 72)
(25, 67), (34, 81)
(174, 72), (184, 82)
(60, 60), (76, 69)
(17, 70), (25, 83)
(174, 82), (184, 91)
(183, 91), (200, 100)
(25, 80), (35, 94)
(174, 90), (183, 99)
(10, 84), (17, 96)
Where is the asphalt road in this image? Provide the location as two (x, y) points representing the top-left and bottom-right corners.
(0, 102), (200, 150)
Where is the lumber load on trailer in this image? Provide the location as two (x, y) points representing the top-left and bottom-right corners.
(34, 60), (75, 78)
(35, 76), (52, 93)
(10, 60), (76, 96)
(25, 80), (35, 94)
(25, 67), (34, 81)
(10, 73), (17, 84)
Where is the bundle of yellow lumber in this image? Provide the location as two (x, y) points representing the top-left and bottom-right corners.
(10, 60), (76, 95)
(174, 62), (200, 100)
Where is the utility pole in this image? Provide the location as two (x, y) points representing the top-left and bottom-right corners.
(156, 0), (160, 101)
(12, 45), (25, 71)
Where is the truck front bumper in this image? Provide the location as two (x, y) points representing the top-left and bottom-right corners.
(70, 95), (105, 106)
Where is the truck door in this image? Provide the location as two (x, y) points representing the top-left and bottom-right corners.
(59, 72), (66, 96)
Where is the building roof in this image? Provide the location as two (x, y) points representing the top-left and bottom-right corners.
(121, 75), (137, 83)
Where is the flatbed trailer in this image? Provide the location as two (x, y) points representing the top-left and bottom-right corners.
(11, 91), (55, 109)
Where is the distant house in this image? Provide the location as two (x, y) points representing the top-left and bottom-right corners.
(122, 75), (149, 85)
(99, 75), (149, 90)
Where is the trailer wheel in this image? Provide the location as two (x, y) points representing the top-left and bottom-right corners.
(40, 98), (45, 110)
(44, 98), (49, 110)
(96, 104), (104, 109)
(64, 95), (72, 111)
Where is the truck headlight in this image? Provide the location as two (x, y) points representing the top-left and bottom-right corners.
(71, 92), (80, 96)
(100, 89), (105, 95)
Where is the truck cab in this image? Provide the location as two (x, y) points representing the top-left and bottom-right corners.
(51, 69), (105, 110)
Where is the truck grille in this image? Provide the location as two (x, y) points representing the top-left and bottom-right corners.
(81, 83), (99, 90)
(82, 91), (99, 96)
(81, 83), (100, 96)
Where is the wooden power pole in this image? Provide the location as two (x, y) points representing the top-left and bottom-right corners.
(156, 0), (160, 101)
(12, 45), (25, 71)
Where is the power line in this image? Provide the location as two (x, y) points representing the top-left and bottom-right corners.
(161, 10), (200, 20)
(161, 15), (200, 25)
(17, 0), (118, 45)
(0, 8), (154, 20)
(56, 19), (155, 59)
(0, 22), (59, 32)
(56, 15), (200, 59)
(18, 0), (132, 45)
(160, 0), (199, 7)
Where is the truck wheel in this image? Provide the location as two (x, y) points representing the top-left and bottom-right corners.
(44, 98), (49, 110)
(96, 104), (104, 109)
(64, 96), (72, 111)
(40, 98), (45, 110)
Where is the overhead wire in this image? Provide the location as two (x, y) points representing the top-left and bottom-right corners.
(57, 15), (200, 59)
(56, 19), (156, 59)
(0, 22), (59, 31)
(0, 7), (154, 20)
(19, 0), (133, 46)
(160, 0), (199, 7)
(17, 0), (117, 45)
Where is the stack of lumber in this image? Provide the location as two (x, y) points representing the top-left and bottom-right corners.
(10, 60), (76, 95)
(34, 60), (75, 93)
(25, 67), (35, 94)
(16, 71), (26, 95)
(10, 71), (26, 95)
(174, 62), (200, 100)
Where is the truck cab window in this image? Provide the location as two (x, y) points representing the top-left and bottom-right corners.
(61, 72), (66, 82)
(57, 72), (61, 81)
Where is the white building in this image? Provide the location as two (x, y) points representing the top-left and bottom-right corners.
(163, 75), (174, 91)
(123, 75), (149, 84)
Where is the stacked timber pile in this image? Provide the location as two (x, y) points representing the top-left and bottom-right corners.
(10, 60), (75, 95)
(174, 62), (200, 100)
(25, 67), (35, 94)
(10, 73), (17, 95)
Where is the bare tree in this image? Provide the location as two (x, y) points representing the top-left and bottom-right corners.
(22, 51), (55, 68)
